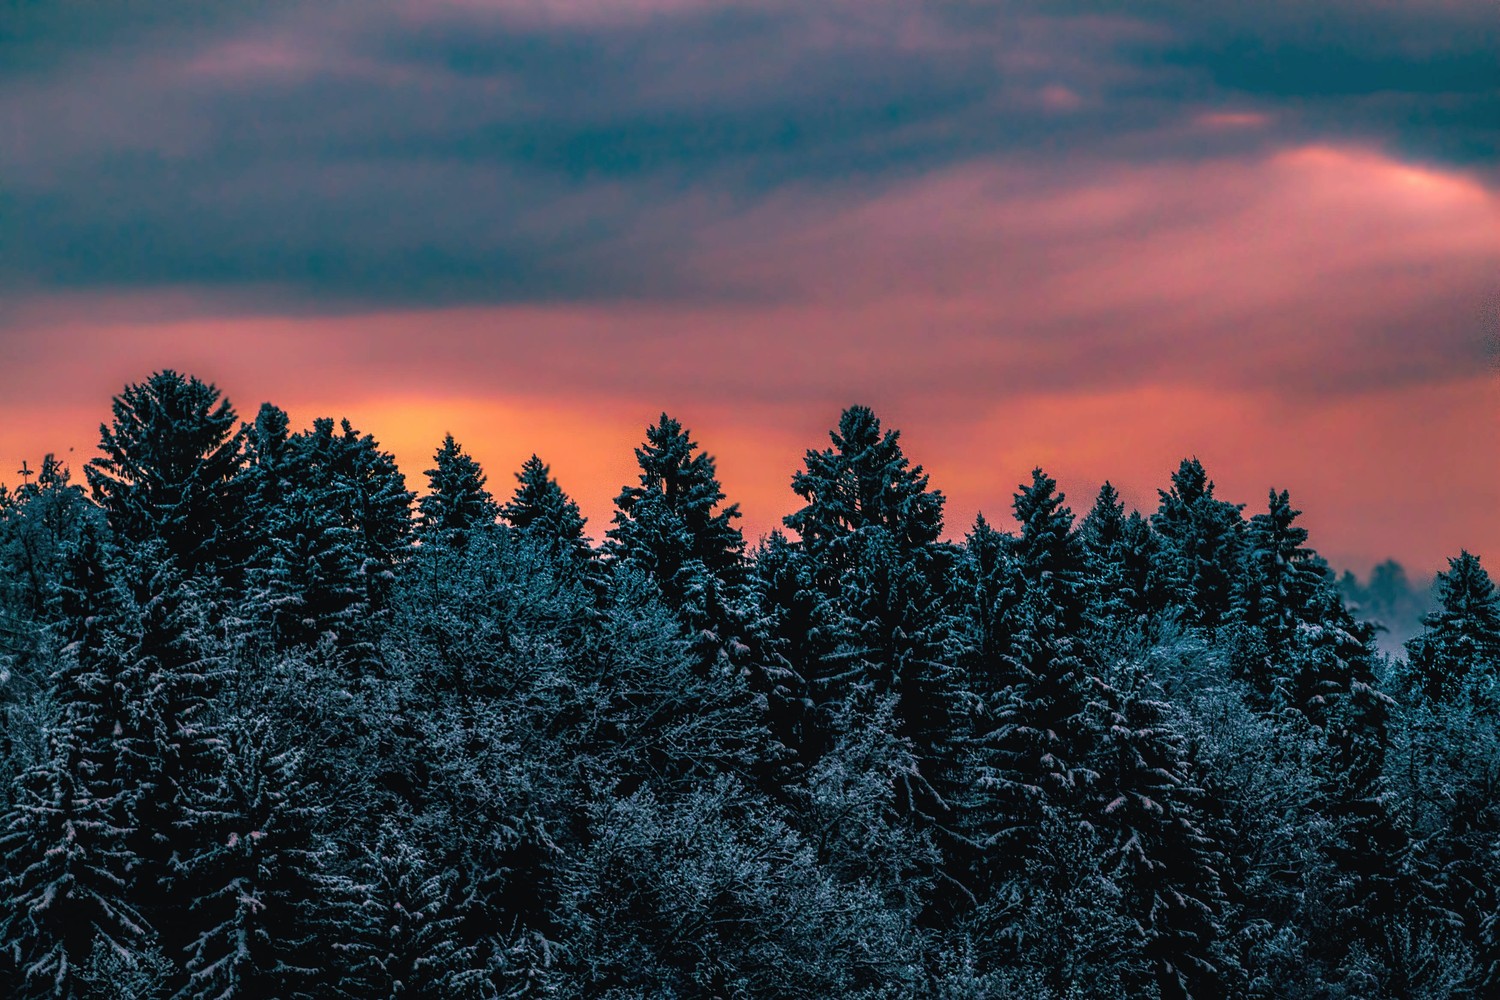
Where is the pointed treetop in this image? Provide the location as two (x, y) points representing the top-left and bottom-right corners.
(418, 433), (498, 539)
(1403, 550), (1500, 703)
(502, 454), (587, 546)
(785, 404), (944, 560)
(1163, 457), (1212, 507)
(609, 413), (743, 572)
(85, 369), (247, 575)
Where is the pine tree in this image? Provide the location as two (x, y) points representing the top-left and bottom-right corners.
(780, 408), (961, 852)
(818, 528), (962, 826)
(0, 455), (99, 622)
(86, 371), (248, 581)
(245, 417), (414, 656)
(92, 550), (236, 985)
(955, 514), (1020, 701)
(0, 524), (157, 998)
(746, 531), (825, 769)
(1091, 664), (1226, 999)
(417, 435), (499, 547)
(501, 454), (592, 569)
(784, 404), (943, 577)
(1231, 489), (1327, 702)
(1010, 468), (1086, 642)
(175, 714), (328, 1000)
(333, 824), (477, 998)
(1404, 551), (1500, 704)
(606, 414), (744, 621)
(1079, 482), (1161, 643)
(1152, 459), (1244, 632)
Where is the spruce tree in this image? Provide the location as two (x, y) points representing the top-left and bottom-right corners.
(0, 526), (157, 998)
(784, 404), (943, 577)
(333, 824), (477, 998)
(955, 514), (1020, 701)
(1010, 468), (1086, 640)
(245, 417), (414, 657)
(1152, 459), (1244, 631)
(606, 414), (744, 621)
(781, 408), (961, 835)
(86, 371), (248, 581)
(1091, 665), (1226, 999)
(501, 454), (592, 567)
(1079, 482), (1162, 642)
(175, 714), (327, 1000)
(1404, 551), (1500, 704)
(112, 555), (231, 984)
(1231, 489), (1327, 702)
(0, 455), (99, 623)
(417, 434), (499, 547)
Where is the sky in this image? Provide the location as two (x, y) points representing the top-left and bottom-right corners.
(1, 0), (1497, 577)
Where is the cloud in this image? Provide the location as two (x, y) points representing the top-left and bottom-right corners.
(6, 140), (1494, 401)
(5, 0), (1491, 306)
(2, 1), (1495, 574)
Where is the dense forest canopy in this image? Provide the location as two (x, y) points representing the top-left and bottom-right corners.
(0, 371), (1494, 999)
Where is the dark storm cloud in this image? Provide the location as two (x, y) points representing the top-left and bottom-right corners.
(0, 0), (1494, 309)
(1110, 0), (1500, 166)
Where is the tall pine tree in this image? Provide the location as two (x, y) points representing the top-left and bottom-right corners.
(607, 414), (744, 625)
(86, 371), (248, 582)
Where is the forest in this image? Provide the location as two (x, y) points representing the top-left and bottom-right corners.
(0, 369), (1495, 999)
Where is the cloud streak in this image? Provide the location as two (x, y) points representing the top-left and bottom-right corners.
(1, 0), (1495, 575)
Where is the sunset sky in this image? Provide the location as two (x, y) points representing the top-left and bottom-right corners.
(2, 1), (1496, 577)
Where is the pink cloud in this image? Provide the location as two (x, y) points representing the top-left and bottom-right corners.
(2, 143), (1495, 574)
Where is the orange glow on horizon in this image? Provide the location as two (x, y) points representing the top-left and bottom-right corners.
(2, 142), (1495, 579)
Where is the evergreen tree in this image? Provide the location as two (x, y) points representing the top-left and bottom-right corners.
(817, 528), (963, 828)
(417, 435), (499, 547)
(1092, 664), (1226, 999)
(1152, 459), (1244, 631)
(86, 371), (248, 581)
(781, 408), (962, 859)
(1403, 551), (1500, 704)
(333, 824), (479, 998)
(175, 715), (327, 1000)
(746, 531), (824, 769)
(501, 454), (592, 570)
(955, 514), (1020, 700)
(0, 526), (156, 998)
(0, 455), (99, 622)
(245, 417), (414, 656)
(784, 404), (943, 577)
(1079, 482), (1162, 642)
(1231, 489), (1328, 702)
(1009, 468), (1086, 641)
(606, 414), (744, 621)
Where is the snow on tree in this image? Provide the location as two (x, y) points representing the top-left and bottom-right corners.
(174, 714), (328, 999)
(501, 455), (584, 544)
(1079, 482), (1162, 643)
(418, 434), (499, 547)
(784, 404), (943, 577)
(329, 823), (478, 998)
(86, 371), (248, 581)
(500, 454), (595, 584)
(0, 530), (155, 997)
(606, 414), (744, 624)
(1403, 551), (1500, 705)
(779, 407), (962, 853)
(1229, 488), (1328, 703)
(1151, 459), (1244, 632)
(244, 415), (414, 658)
(3, 369), (1499, 997)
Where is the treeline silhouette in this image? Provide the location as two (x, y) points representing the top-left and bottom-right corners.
(0, 370), (1495, 999)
